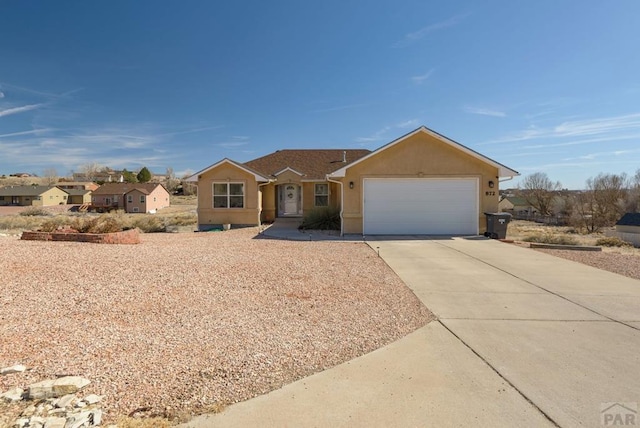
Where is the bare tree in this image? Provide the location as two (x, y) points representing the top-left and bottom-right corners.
(519, 172), (562, 216)
(43, 168), (59, 186)
(571, 173), (628, 233)
(78, 162), (103, 182)
(181, 170), (197, 196)
(165, 167), (180, 193)
(625, 168), (640, 212)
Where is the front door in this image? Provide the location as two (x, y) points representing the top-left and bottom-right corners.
(282, 184), (300, 216)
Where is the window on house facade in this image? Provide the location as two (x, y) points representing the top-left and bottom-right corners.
(314, 183), (329, 207)
(140, 195), (145, 203)
(213, 182), (244, 208)
(127, 195), (133, 203)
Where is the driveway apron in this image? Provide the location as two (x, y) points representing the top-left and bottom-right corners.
(372, 237), (640, 427)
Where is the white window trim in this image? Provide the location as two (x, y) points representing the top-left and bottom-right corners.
(212, 182), (245, 209)
(314, 183), (329, 207)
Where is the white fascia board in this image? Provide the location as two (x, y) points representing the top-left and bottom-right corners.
(274, 166), (305, 177)
(185, 158), (271, 182)
(328, 126), (520, 178)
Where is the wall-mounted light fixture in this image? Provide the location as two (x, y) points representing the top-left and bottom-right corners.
(349, 181), (354, 189)
(488, 180), (495, 188)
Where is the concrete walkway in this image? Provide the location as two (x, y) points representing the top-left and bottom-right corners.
(183, 237), (640, 427)
(259, 218), (363, 241)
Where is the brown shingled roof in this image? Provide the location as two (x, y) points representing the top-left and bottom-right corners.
(244, 149), (371, 180)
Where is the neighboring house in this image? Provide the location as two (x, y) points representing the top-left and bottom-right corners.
(0, 186), (69, 206)
(9, 173), (34, 178)
(606, 213), (640, 247)
(91, 183), (171, 213)
(57, 181), (100, 191)
(187, 126), (519, 235)
(64, 189), (93, 205)
(615, 213), (640, 234)
(499, 196), (537, 215)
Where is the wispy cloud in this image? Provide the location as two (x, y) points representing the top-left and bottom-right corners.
(0, 128), (55, 138)
(218, 142), (249, 148)
(355, 126), (391, 143)
(0, 91), (4, 98)
(480, 112), (640, 146)
(562, 148), (640, 161)
(395, 13), (469, 47)
(464, 106), (506, 117)
(411, 69), (434, 85)
(311, 103), (368, 113)
(0, 103), (45, 118)
(396, 119), (419, 128)
(157, 125), (224, 137)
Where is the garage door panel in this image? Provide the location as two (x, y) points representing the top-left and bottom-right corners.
(364, 178), (478, 235)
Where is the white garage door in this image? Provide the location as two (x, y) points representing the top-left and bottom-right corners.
(363, 178), (479, 235)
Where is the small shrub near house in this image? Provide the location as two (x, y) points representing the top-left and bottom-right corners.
(522, 232), (579, 246)
(596, 237), (633, 247)
(131, 215), (166, 233)
(19, 207), (51, 217)
(299, 207), (340, 231)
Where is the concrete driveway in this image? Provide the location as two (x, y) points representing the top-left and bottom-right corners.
(373, 237), (640, 427)
(184, 237), (640, 428)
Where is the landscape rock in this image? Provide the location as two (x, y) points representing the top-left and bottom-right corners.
(65, 410), (92, 428)
(13, 418), (29, 428)
(82, 394), (101, 405)
(43, 416), (66, 428)
(1, 387), (24, 402)
(1, 364), (27, 375)
(54, 394), (76, 409)
(27, 376), (90, 400)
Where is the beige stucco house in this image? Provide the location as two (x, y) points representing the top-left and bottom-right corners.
(188, 126), (519, 235)
(0, 185), (69, 206)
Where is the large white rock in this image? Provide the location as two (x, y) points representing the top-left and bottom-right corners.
(27, 376), (90, 400)
(0, 364), (27, 375)
(0, 387), (23, 402)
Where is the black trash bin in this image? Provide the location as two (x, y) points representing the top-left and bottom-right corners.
(484, 212), (512, 239)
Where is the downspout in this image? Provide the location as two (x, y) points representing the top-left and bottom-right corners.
(326, 175), (344, 237)
(257, 180), (272, 228)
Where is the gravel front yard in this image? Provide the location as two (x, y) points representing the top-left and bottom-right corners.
(0, 229), (433, 424)
(535, 248), (640, 280)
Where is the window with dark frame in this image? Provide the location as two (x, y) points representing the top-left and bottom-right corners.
(314, 183), (329, 207)
(213, 182), (244, 208)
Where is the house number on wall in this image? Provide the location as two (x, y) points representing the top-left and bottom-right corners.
(485, 191), (496, 196)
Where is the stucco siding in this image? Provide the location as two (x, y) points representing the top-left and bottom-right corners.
(196, 163), (261, 228)
(340, 132), (499, 234)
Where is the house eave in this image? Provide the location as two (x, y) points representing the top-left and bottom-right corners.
(186, 158), (271, 182)
(328, 126), (520, 178)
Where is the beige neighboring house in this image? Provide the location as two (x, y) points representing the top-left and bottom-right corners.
(606, 213), (640, 247)
(0, 185), (69, 206)
(498, 196), (537, 215)
(187, 126), (519, 235)
(64, 189), (93, 205)
(91, 183), (171, 213)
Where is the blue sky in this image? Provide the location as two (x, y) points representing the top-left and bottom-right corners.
(1, 1), (639, 189)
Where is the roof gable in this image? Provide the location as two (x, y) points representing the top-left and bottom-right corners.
(329, 126), (519, 178)
(185, 158), (271, 182)
(617, 213), (640, 227)
(244, 149), (371, 180)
